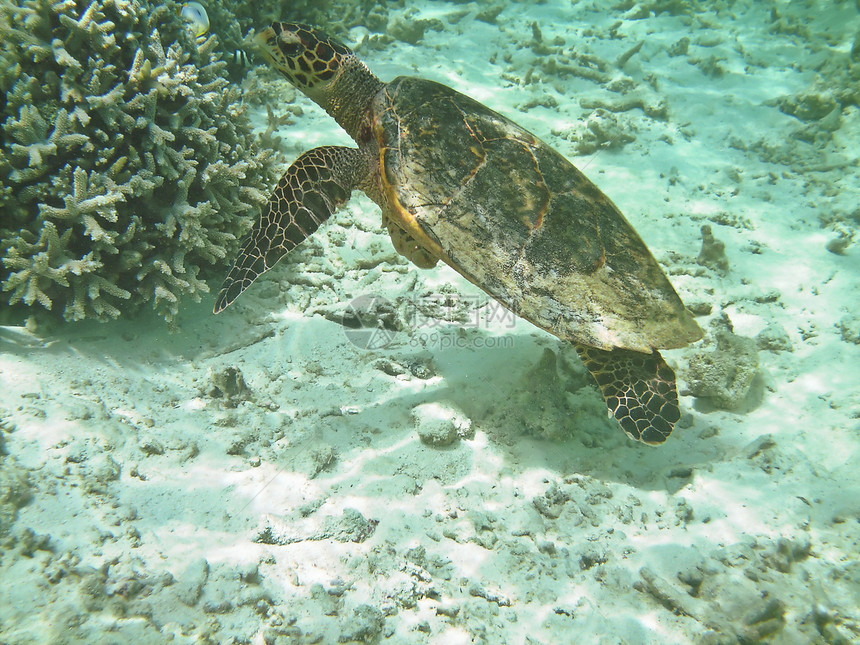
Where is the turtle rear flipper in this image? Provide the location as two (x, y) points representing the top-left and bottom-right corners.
(384, 214), (439, 269)
(215, 146), (370, 313)
(576, 345), (681, 445)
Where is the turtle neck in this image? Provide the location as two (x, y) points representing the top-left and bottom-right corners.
(318, 57), (386, 143)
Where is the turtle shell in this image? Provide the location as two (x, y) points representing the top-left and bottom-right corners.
(372, 76), (702, 352)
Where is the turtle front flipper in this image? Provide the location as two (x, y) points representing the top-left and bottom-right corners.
(575, 345), (681, 445)
(215, 146), (369, 313)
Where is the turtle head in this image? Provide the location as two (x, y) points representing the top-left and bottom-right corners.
(255, 23), (383, 140)
(256, 23), (354, 96)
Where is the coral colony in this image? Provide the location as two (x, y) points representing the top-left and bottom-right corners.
(0, 0), (278, 322)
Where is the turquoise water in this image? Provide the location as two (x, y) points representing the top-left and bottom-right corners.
(1, 1), (858, 643)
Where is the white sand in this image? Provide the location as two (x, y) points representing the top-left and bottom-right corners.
(1, 1), (859, 643)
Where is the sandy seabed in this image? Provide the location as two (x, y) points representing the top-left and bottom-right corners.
(1, 1), (859, 643)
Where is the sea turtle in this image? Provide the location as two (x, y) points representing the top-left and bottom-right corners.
(215, 23), (703, 445)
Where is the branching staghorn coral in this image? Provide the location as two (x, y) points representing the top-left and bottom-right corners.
(0, 0), (279, 323)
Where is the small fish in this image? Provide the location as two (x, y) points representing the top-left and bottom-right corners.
(181, 1), (210, 40)
(232, 48), (251, 67)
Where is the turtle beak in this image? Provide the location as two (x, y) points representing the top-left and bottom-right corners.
(255, 27), (278, 62)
